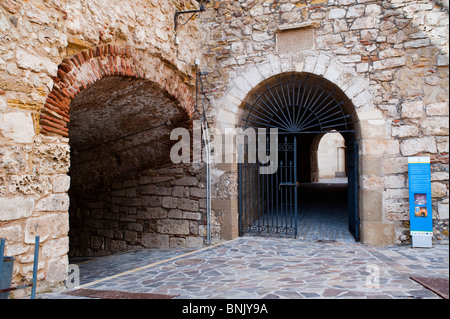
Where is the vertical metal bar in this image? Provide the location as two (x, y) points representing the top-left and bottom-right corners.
(31, 236), (40, 299)
(284, 136), (288, 233)
(260, 138), (265, 231)
(271, 153), (275, 233)
(247, 160), (251, 231)
(0, 238), (5, 283)
(266, 135), (270, 232)
(294, 136), (298, 238)
(244, 160), (250, 231)
(290, 160), (293, 231)
(239, 162), (243, 236)
(256, 146), (261, 233)
(251, 161), (256, 231)
(276, 157), (280, 232)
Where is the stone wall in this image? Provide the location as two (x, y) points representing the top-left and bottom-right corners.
(0, 0), (200, 297)
(199, 0), (449, 245)
(69, 163), (208, 258)
(0, 0), (449, 299)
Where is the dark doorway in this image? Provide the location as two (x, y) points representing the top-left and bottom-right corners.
(238, 73), (360, 242)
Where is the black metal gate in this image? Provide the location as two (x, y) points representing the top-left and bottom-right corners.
(238, 73), (359, 240)
(347, 139), (360, 242)
(239, 136), (298, 237)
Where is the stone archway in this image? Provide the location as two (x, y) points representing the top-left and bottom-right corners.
(39, 44), (195, 138)
(212, 52), (395, 245)
(38, 45), (207, 258)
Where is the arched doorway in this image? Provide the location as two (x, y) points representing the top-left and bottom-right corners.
(39, 45), (200, 258)
(68, 76), (190, 257)
(238, 72), (360, 242)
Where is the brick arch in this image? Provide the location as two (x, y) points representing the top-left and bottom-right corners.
(40, 44), (194, 137)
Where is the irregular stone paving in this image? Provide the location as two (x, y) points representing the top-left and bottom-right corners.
(70, 248), (197, 285)
(39, 238), (449, 299)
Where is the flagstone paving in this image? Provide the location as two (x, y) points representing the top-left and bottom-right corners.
(39, 237), (449, 299)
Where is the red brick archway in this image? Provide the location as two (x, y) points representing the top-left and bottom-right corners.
(40, 44), (195, 137)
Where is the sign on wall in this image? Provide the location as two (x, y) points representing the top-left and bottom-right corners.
(408, 157), (433, 248)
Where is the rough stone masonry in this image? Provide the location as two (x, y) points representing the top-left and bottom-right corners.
(0, 0), (449, 298)
(198, 0), (448, 246)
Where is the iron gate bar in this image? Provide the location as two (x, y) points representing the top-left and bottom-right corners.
(297, 101), (344, 131)
(243, 76), (350, 134)
(239, 136), (298, 237)
(235, 127), (355, 135)
(239, 74), (356, 239)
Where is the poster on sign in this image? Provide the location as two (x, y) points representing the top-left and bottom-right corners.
(408, 157), (433, 248)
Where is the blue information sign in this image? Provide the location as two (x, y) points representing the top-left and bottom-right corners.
(408, 157), (433, 247)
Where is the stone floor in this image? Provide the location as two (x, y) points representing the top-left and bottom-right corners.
(248, 182), (355, 243)
(38, 237), (449, 299)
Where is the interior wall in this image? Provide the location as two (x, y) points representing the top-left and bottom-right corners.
(69, 163), (207, 257)
(318, 133), (346, 179)
(67, 76), (207, 257)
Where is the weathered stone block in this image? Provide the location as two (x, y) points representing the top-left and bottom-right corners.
(190, 187), (206, 198)
(25, 213), (69, 243)
(373, 57), (406, 70)
(426, 103), (449, 116)
(362, 140), (399, 156)
(400, 137), (437, 156)
(167, 209), (183, 219)
(36, 194), (69, 212)
(177, 198), (199, 211)
(171, 176), (199, 187)
(360, 119), (387, 140)
(432, 182), (448, 198)
(186, 236), (204, 248)
(329, 8), (346, 19)
(437, 55), (449, 67)
(41, 237), (69, 259)
(401, 101), (424, 119)
(438, 203), (449, 219)
(169, 237), (186, 248)
(53, 175), (71, 194)
(162, 196), (179, 209)
(361, 222), (395, 246)
(384, 175), (406, 189)
(392, 126), (420, 138)
(360, 156), (383, 176)
(0, 112), (35, 143)
(157, 219), (189, 235)
(124, 230), (138, 243)
(0, 196), (35, 221)
(172, 186), (186, 197)
(350, 16), (378, 30)
(127, 222), (143, 232)
(155, 187), (172, 196)
(0, 225), (22, 242)
(422, 118), (449, 136)
(139, 185), (156, 195)
(383, 157), (408, 174)
(15, 48), (58, 76)
(360, 189), (383, 222)
(183, 211), (202, 221)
